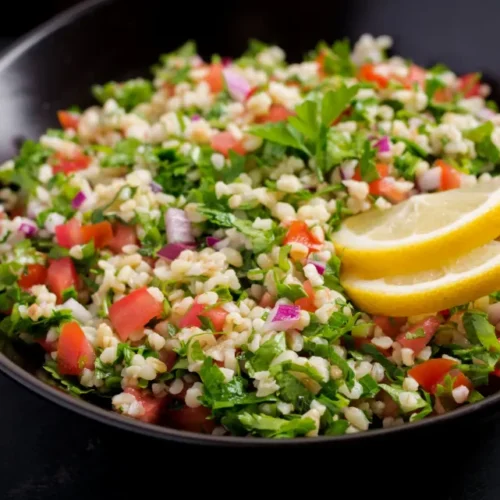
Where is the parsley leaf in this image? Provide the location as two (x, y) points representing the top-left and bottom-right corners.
(249, 121), (310, 155)
(238, 413), (315, 438)
(249, 332), (286, 372)
(43, 360), (93, 396)
(359, 140), (378, 182)
(92, 78), (153, 111)
(405, 327), (426, 340)
(360, 344), (404, 381)
(462, 310), (500, 352)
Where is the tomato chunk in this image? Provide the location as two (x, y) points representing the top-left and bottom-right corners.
(178, 301), (205, 329)
(256, 104), (294, 123)
(295, 280), (316, 312)
(458, 73), (481, 98)
(210, 131), (246, 157)
(52, 151), (91, 175)
(408, 358), (458, 392)
(81, 221), (113, 249)
(108, 224), (138, 253)
(204, 63), (224, 93)
(109, 287), (163, 340)
(353, 163), (389, 188)
(403, 64), (427, 89)
(57, 321), (95, 375)
(46, 257), (78, 303)
(55, 218), (84, 248)
(124, 387), (165, 424)
(435, 368), (473, 393)
(166, 405), (215, 433)
(57, 110), (80, 130)
(358, 63), (390, 88)
(283, 221), (323, 255)
(18, 264), (47, 289)
(437, 159), (461, 191)
(397, 316), (440, 354)
(373, 316), (407, 338)
(201, 306), (228, 332)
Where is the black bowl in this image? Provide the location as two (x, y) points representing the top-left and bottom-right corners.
(1, 0), (500, 446)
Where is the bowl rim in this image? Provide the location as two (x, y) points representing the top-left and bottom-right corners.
(0, 0), (499, 446)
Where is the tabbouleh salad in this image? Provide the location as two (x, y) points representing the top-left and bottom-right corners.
(1, 34), (500, 438)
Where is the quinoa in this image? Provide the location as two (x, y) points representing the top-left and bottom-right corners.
(0, 34), (499, 438)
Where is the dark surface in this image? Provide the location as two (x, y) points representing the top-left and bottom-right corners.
(1, 0), (500, 496)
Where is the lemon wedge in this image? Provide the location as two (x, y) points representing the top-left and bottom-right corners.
(333, 181), (500, 278)
(342, 241), (500, 316)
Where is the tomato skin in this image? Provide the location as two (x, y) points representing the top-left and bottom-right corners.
(358, 63), (389, 88)
(166, 405), (215, 433)
(295, 280), (316, 312)
(437, 160), (461, 191)
(57, 321), (95, 375)
(210, 131), (246, 157)
(283, 221), (323, 254)
(80, 221), (113, 249)
(108, 224), (137, 253)
(124, 387), (165, 424)
(55, 218), (84, 248)
(397, 316), (440, 354)
(109, 287), (163, 340)
(409, 359), (461, 393)
(46, 257), (78, 303)
(18, 264), (47, 289)
(178, 301), (205, 329)
(57, 110), (80, 130)
(437, 368), (473, 392)
(404, 64), (427, 89)
(204, 63), (224, 93)
(52, 152), (91, 175)
(458, 73), (481, 98)
(373, 316), (407, 338)
(376, 179), (409, 203)
(353, 164), (390, 196)
(256, 104), (294, 123)
(201, 306), (228, 332)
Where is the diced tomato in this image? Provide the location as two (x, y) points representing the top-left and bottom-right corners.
(166, 405), (215, 433)
(55, 218), (84, 248)
(178, 301), (205, 329)
(204, 63), (224, 93)
(46, 257), (78, 303)
(408, 358), (458, 393)
(57, 321), (95, 376)
(373, 316), (407, 338)
(458, 73), (481, 98)
(435, 368), (473, 392)
(283, 220), (323, 255)
(108, 224), (138, 253)
(295, 280), (316, 312)
(245, 86), (259, 101)
(56, 219), (113, 249)
(440, 309), (451, 320)
(57, 110), (80, 130)
(256, 104), (294, 123)
(403, 64), (427, 89)
(36, 338), (57, 353)
(437, 159), (461, 191)
(80, 221), (113, 249)
(433, 87), (453, 103)
(259, 292), (275, 309)
(375, 179), (409, 203)
(316, 50), (327, 79)
(397, 316), (440, 354)
(109, 287), (163, 340)
(358, 63), (390, 88)
(52, 151), (91, 175)
(124, 387), (165, 424)
(18, 264), (47, 289)
(210, 131), (246, 157)
(353, 163), (389, 187)
(201, 306), (228, 332)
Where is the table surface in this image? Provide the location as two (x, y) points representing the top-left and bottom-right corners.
(0, 34), (499, 500)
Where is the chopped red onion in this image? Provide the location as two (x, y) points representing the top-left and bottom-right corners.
(418, 167), (441, 192)
(307, 259), (326, 275)
(71, 191), (87, 209)
(19, 222), (37, 237)
(222, 68), (251, 102)
(222, 57), (233, 67)
(158, 242), (196, 261)
(191, 114), (201, 121)
(263, 304), (301, 332)
(375, 136), (391, 153)
(150, 181), (163, 193)
(477, 108), (496, 121)
(165, 208), (195, 244)
(206, 236), (221, 247)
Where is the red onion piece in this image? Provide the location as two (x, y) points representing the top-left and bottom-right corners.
(150, 181), (163, 193)
(307, 259), (326, 275)
(222, 68), (251, 102)
(158, 242), (196, 261)
(375, 136), (391, 153)
(19, 222), (37, 237)
(263, 304), (301, 332)
(206, 236), (221, 247)
(418, 167), (441, 192)
(222, 57), (233, 67)
(165, 208), (195, 244)
(191, 114), (201, 121)
(71, 191), (87, 209)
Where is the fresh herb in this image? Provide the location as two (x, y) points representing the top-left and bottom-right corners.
(238, 412), (315, 438)
(92, 78), (153, 111)
(463, 310), (500, 352)
(43, 361), (93, 396)
(249, 333), (286, 372)
(360, 344), (404, 381)
(358, 139), (379, 182)
(405, 328), (425, 340)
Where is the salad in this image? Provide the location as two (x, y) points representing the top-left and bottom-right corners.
(1, 33), (500, 438)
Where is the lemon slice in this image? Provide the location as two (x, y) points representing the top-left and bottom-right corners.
(333, 181), (500, 278)
(342, 241), (500, 316)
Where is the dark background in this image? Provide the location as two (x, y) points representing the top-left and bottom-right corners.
(1, 1), (500, 498)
